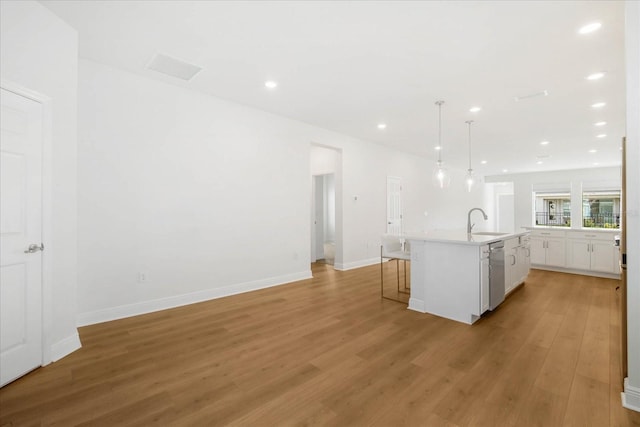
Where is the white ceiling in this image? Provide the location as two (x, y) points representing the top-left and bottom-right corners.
(41, 0), (626, 176)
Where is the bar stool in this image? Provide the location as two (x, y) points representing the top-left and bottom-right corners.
(380, 234), (411, 303)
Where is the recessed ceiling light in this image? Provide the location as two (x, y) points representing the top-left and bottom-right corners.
(469, 106), (481, 113)
(593, 162), (600, 166)
(540, 140), (550, 145)
(595, 121), (607, 126)
(591, 102), (606, 108)
(480, 160), (487, 164)
(579, 22), (602, 34)
(502, 169), (508, 173)
(589, 149), (598, 153)
(435, 146), (441, 151)
(596, 134), (607, 138)
(377, 123), (387, 129)
(264, 80), (278, 89)
(536, 161), (543, 165)
(586, 72), (606, 80)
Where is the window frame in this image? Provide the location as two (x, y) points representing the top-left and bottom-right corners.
(582, 189), (621, 229)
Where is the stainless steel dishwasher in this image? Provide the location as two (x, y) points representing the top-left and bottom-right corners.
(489, 241), (505, 310)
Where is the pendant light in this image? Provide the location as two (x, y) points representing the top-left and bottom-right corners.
(465, 120), (475, 192)
(432, 100), (450, 189)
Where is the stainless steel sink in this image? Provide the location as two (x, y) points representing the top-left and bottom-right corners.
(472, 231), (509, 236)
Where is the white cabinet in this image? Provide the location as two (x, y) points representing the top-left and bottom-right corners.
(566, 239), (591, 270)
(480, 245), (490, 314)
(530, 236), (546, 265)
(516, 240), (531, 284)
(566, 231), (618, 274)
(527, 228), (619, 277)
(504, 237), (519, 294)
(591, 241), (617, 273)
(504, 236), (531, 295)
(530, 230), (566, 267)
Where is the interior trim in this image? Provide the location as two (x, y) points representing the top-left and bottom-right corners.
(76, 270), (312, 326)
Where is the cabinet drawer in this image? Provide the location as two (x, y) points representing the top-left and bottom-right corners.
(566, 231), (617, 241)
(530, 229), (566, 238)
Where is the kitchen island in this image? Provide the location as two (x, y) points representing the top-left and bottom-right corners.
(405, 230), (529, 325)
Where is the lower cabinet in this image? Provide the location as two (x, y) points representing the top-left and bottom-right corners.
(566, 232), (619, 274)
(480, 245), (490, 314)
(516, 243), (531, 284)
(529, 228), (619, 276)
(504, 237), (530, 295)
(530, 232), (566, 267)
(591, 241), (618, 273)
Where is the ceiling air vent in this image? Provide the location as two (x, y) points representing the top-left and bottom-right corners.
(514, 90), (549, 102)
(145, 53), (203, 81)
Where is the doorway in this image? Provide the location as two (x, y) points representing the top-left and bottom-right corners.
(310, 144), (342, 269)
(312, 174), (335, 265)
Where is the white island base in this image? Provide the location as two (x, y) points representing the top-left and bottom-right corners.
(407, 230), (529, 325)
(408, 239), (486, 324)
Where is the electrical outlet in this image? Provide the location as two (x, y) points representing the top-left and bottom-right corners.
(138, 272), (147, 283)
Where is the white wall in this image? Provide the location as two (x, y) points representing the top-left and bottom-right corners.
(78, 59), (313, 322)
(624, 0), (640, 412)
(486, 167), (621, 230)
(0, 1), (80, 361)
(77, 59), (484, 323)
(420, 168), (487, 232)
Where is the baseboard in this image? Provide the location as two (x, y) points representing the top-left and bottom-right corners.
(50, 331), (82, 362)
(76, 270), (312, 327)
(408, 297), (426, 313)
(622, 378), (640, 412)
(334, 257), (380, 271)
(530, 265), (620, 280)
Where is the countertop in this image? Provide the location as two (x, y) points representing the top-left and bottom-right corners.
(405, 229), (529, 246)
(523, 226), (619, 234)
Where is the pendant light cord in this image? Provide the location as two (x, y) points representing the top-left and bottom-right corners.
(436, 100), (444, 164)
(466, 120), (473, 171)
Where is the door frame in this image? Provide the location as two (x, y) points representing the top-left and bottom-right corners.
(2, 79), (53, 366)
(311, 175), (325, 262)
(310, 143), (342, 269)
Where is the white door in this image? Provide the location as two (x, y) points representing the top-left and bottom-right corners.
(386, 176), (402, 235)
(313, 175), (324, 260)
(0, 88), (43, 386)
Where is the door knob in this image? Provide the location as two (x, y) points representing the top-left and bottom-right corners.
(24, 243), (44, 253)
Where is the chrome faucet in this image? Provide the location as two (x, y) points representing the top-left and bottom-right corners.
(467, 207), (488, 234)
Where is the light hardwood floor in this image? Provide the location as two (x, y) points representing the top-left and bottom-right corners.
(1, 263), (639, 426)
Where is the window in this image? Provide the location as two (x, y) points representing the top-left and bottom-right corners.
(534, 192), (571, 227)
(582, 190), (620, 228)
